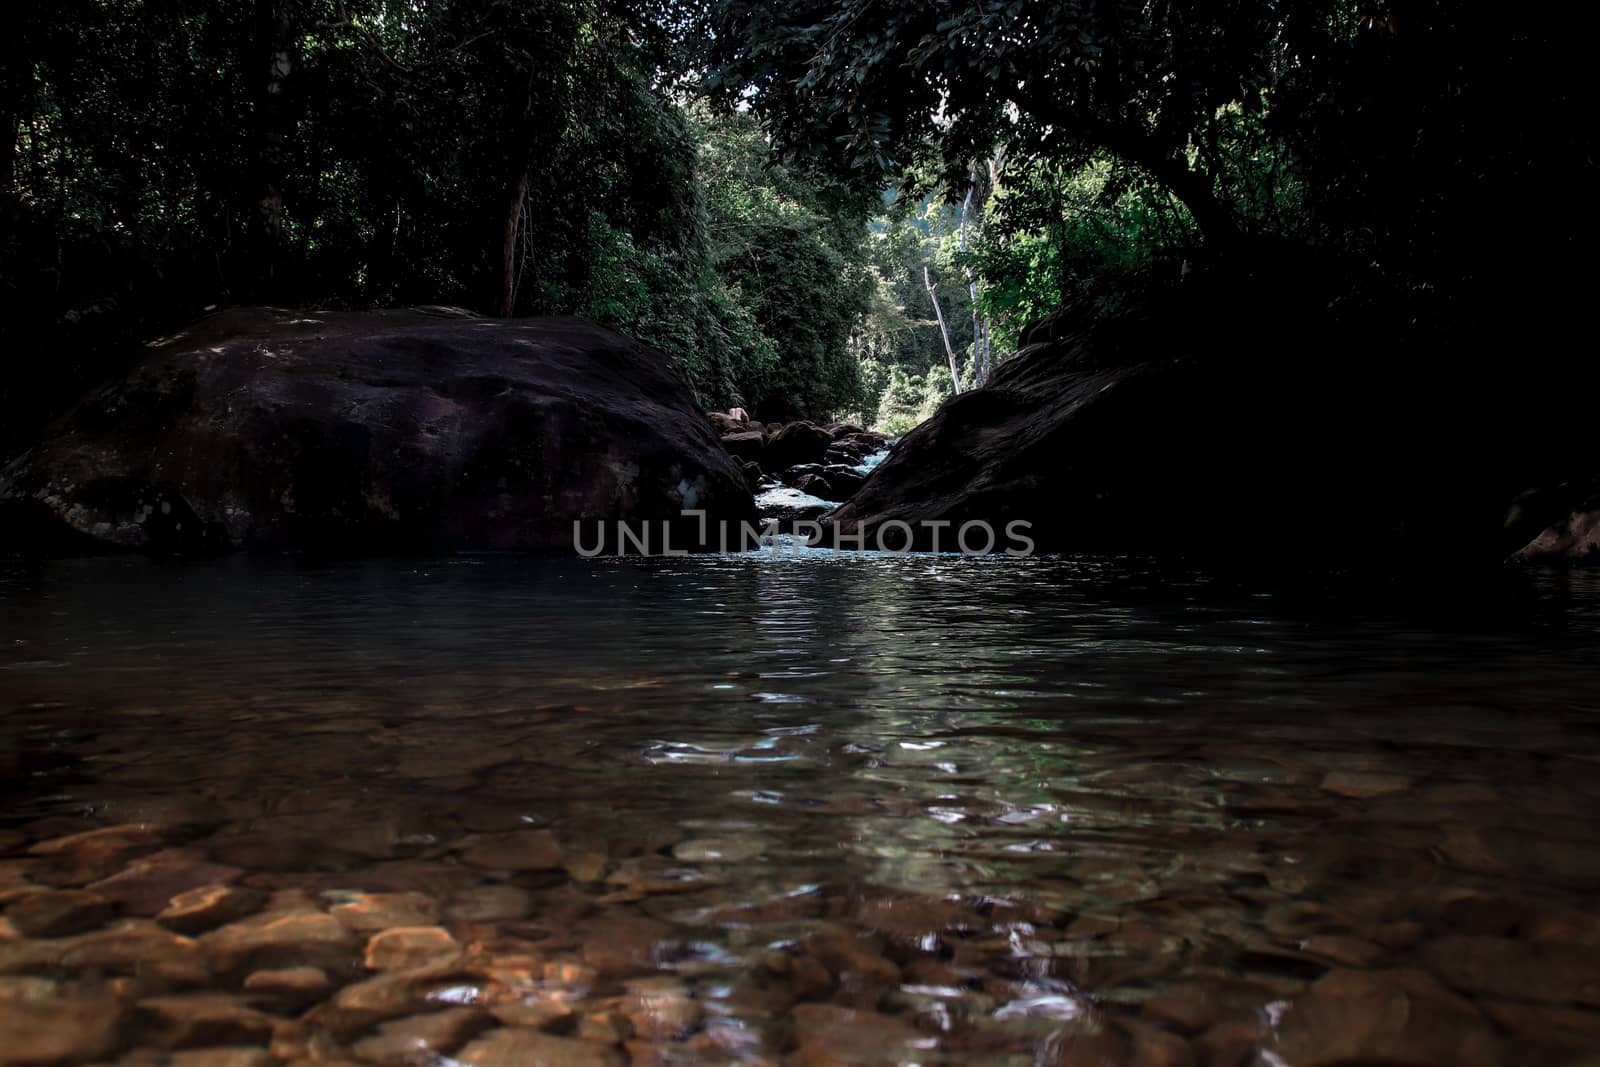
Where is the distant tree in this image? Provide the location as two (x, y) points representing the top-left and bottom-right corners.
(703, 0), (1296, 246)
(695, 107), (878, 420)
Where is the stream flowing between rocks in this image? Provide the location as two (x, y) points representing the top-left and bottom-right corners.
(2, 553), (1599, 1066)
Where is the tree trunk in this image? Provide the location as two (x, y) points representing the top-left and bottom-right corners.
(925, 266), (962, 395)
(1088, 119), (1238, 247)
(960, 183), (990, 386)
(497, 169), (529, 318)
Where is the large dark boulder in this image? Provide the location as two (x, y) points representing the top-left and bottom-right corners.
(821, 465), (867, 499)
(718, 430), (767, 466)
(0, 307), (754, 556)
(821, 251), (1592, 563)
(762, 421), (834, 473)
(707, 410), (747, 436)
(1515, 484), (1600, 562)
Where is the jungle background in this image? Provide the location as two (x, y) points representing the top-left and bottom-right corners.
(3, 0), (1592, 453)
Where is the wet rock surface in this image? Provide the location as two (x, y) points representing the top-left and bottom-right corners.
(0, 309), (754, 556)
(819, 255), (1588, 562)
(706, 409), (890, 526)
(4, 888), (113, 937)
(3, 762), (1597, 1067)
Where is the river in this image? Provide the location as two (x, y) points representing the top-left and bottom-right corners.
(2, 552), (1598, 1065)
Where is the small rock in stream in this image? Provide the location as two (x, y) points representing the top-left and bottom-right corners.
(135, 992), (275, 1048)
(364, 926), (461, 971)
(166, 1049), (275, 1067)
(789, 1004), (927, 1066)
(671, 837), (764, 864)
(620, 978), (702, 1041)
(1272, 967), (1501, 1067)
(349, 1006), (493, 1066)
(4, 888), (114, 937)
(0, 993), (126, 1065)
(0, 919), (209, 985)
(88, 849), (244, 915)
(1419, 934), (1600, 1006)
(201, 909), (358, 976)
(575, 915), (673, 977)
(328, 890), (440, 933)
(458, 831), (563, 871)
(242, 965), (332, 1001)
(453, 1027), (625, 1067)
(315, 956), (480, 1035)
(157, 885), (266, 935)
(26, 825), (163, 885)
(1319, 771), (1411, 799)
(444, 885), (536, 923)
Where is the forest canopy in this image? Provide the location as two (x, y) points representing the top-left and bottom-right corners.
(3, 0), (1594, 452)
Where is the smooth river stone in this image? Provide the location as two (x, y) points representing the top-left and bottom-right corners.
(136, 992), (275, 1048)
(0, 994), (125, 1065)
(242, 965), (332, 999)
(349, 1006), (493, 1066)
(316, 956), (480, 1035)
(0, 919), (208, 984)
(157, 885), (266, 935)
(1272, 968), (1501, 1067)
(1481, 999), (1600, 1049)
(1140, 977), (1282, 1033)
(365, 926), (461, 971)
(1420, 935), (1600, 1006)
(575, 1009), (632, 1045)
(1527, 908), (1600, 948)
(88, 848), (244, 915)
(671, 837), (765, 863)
(26, 824), (163, 884)
(166, 1049), (274, 1067)
(576, 916), (672, 977)
(563, 851), (609, 884)
(454, 1027), (624, 1067)
(620, 978), (702, 1040)
(202, 909), (358, 975)
(395, 746), (513, 780)
(789, 1004), (926, 1066)
(458, 831), (563, 871)
(488, 998), (576, 1030)
(1116, 1018), (1197, 1067)
(1436, 825), (1510, 873)
(329, 890), (440, 932)
(1297, 934), (1386, 968)
(802, 927), (902, 987)
(1319, 771), (1411, 799)
(4, 888), (113, 937)
(444, 885), (536, 923)
(1037, 1022), (1132, 1067)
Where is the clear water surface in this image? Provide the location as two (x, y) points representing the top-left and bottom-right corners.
(2, 551), (1598, 1066)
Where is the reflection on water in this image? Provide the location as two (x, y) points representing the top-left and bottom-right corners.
(1, 554), (1599, 1065)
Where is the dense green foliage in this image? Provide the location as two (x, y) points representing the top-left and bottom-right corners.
(696, 108), (877, 420)
(0, 0), (884, 453)
(4, 0), (1593, 453)
(851, 197), (975, 433)
(708, 0), (1598, 350)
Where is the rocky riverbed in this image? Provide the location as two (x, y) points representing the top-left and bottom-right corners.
(2, 555), (1599, 1066)
(4, 735), (1600, 1067)
(700, 410), (891, 531)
